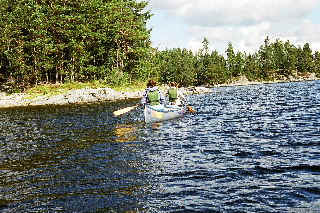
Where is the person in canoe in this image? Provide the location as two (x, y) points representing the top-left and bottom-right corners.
(113, 79), (195, 118)
(140, 79), (165, 107)
(166, 81), (186, 106)
(141, 80), (186, 123)
(166, 82), (196, 113)
(113, 80), (164, 117)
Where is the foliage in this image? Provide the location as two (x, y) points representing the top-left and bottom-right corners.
(0, 0), (151, 91)
(314, 51), (320, 77)
(196, 38), (227, 85)
(154, 36), (319, 86)
(155, 48), (197, 86)
(297, 43), (314, 74)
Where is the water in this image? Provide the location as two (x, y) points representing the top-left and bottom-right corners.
(0, 81), (320, 212)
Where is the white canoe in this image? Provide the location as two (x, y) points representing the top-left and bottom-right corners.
(144, 104), (186, 123)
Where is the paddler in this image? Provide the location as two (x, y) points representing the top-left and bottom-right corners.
(167, 81), (185, 106)
(140, 79), (165, 106)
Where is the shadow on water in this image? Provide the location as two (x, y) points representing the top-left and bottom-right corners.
(1, 81), (320, 212)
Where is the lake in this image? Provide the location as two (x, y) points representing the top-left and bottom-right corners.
(0, 80), (320, 212)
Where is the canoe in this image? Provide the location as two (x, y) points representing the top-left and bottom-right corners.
(144, 104), (186, 123)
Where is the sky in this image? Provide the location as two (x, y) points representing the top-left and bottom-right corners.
(145, 0), (320, 54)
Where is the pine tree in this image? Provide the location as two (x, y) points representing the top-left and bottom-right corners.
(0, 0), (152, 90)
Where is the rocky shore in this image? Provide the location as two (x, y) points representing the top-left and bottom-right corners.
(1, 72), (318, 109)
(0, 86), (212, 109)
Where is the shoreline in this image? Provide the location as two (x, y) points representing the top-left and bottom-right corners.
(0, 75), (319, 109)
(0, 86), (212, 109)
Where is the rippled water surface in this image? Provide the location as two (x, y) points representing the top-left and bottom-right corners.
(1, 81), (320, 212)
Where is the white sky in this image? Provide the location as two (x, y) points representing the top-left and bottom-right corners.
(145, 0), (320, 54)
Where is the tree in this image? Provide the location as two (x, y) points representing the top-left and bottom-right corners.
(0, 0), (152, 90)
(314, 51), (320, 77)
(297, 43), (313, 73)
(206, 50), (227, 84)
(196, 37), (211, 85)
(158, 48), (197, 86)
(243, 53), (260, 81)
(284, 40), (298, 73)
(225, 42), (235, 78)
(258, 36), (273, 80)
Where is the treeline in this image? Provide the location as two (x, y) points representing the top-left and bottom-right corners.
(1, 0), (320, 92)
(152, 37), (320, 87)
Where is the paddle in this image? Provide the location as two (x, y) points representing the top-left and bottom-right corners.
(187, 106), (196, 113)
(113, 104), (139, 117)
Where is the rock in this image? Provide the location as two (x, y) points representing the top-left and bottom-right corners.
(183, 86), (212, 94)
(0, 92), (8, 97)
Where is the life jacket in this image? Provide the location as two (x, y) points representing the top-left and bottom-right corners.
(147, 90), (160, 105)
(168, 88), (178, 102)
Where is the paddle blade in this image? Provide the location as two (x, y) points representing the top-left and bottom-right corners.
(113, 105), (138, 116)
(187, 106), (196, 113)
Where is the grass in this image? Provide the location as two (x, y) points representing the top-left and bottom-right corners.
(111, 81), (146, 92)
(24, 80), (147, 99)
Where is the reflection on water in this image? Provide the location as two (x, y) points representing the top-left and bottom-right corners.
(1, 81), (320, 212)
(114, 124), (138, 143)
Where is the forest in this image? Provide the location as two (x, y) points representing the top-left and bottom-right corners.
(1, 0), (320, 92)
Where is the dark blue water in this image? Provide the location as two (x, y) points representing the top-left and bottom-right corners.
(0, 81), (320, 212)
